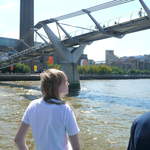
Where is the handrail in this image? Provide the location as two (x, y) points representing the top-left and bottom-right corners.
(35, 0), (135, 29)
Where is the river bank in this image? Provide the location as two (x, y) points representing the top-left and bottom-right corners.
(0, 74), (150, 81)
(80, 74), (150, 80)
(0, 74), (40, 81)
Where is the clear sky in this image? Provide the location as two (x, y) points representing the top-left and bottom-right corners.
(0, 0), (150, 61)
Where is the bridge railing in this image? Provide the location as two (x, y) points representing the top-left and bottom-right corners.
(0, 43), (50, 64)
(57, 8), (147, 39)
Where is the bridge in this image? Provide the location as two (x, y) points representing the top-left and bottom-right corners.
(0, 0), (150, 88)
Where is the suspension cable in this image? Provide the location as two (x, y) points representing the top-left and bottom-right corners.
(56, 23), (62, 39)
(36, 32), (49, 39)
(59, 23), (96, 31)
(35, 0), (135, 29)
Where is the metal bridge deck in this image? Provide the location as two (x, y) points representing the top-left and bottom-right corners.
(0, 16), (150, 69)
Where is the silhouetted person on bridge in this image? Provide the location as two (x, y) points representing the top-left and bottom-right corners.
(127, 112), (150, 150)
(138, 8), (143, 17)
(14, 69), (80, 150)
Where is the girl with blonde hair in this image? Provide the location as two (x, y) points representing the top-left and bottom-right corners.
(15, 69), (80, 150)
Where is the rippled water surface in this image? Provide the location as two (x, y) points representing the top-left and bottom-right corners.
(0, 79), (150, 150)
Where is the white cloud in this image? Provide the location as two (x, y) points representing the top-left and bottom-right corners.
(0, 31), (18, 39)
(0, 2), (17, 10)
(84, 29), (150, 61)
(84, 38), (117, 61)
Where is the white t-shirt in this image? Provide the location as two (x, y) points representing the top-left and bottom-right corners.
(22, 98), (80, 150)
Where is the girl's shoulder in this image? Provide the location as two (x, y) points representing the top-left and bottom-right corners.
(63, 102), (71, 108)
(59, 103), (73, 112)
(28, 98), (42, 107)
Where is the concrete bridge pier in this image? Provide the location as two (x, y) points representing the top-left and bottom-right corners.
(60, 63), (80, 90)
(42, 24), (86, 91)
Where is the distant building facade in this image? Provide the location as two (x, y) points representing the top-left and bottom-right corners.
(78, 54), (95, 66)
(105, 50), (150, 70)
(105, 50), (119, 65)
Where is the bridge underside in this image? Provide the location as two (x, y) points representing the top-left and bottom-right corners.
(63, 16), (150, 46)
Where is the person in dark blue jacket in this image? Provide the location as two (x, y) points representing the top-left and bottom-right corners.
(127, 112), (150, 150)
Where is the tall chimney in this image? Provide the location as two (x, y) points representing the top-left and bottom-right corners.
(20, 0), (34, 50)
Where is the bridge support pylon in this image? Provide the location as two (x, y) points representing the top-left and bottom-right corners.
(61, 63), (80, 91)
(139, 0), (150, 19)
(42, 24), (86, 91)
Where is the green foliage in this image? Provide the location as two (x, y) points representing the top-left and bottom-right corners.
(128, 69), (142, 75)
(77, 65), (90, 74)
(128, 69), (150, 75)
(78, 65), (150, 75)
(47, 64), (61, 70)
(97, 65), (112, 74)
(142, 70), (150, 75)
(14, 63), (31, 73)
(1, 67), (10, 73)
(111, 66), (126, 74)
(77, 65), (150, 75)
(78, 65), (113, 75)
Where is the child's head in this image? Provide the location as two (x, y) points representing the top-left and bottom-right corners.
(40, 69), (69, 100)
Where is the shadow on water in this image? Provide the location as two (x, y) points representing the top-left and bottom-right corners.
(0, 82), (41, 101)
(20, 94), (40, 100)
(68, 82), (81, 97)
(0, 81), (80, 99)
(68, 87), (81, 97)
(0, 82), (40, 91)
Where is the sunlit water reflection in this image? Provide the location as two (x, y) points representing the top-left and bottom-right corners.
(0, 79), (150, 150)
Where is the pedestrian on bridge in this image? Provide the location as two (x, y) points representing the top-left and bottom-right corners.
(127, 112), (150, 150)
(138, 8), (143, 17)
(14, 68), (80, 150)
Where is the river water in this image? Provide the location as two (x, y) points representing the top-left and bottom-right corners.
(0, 79), (150, 150)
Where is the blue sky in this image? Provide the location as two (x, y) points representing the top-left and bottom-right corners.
(0, 0), (150, 61)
